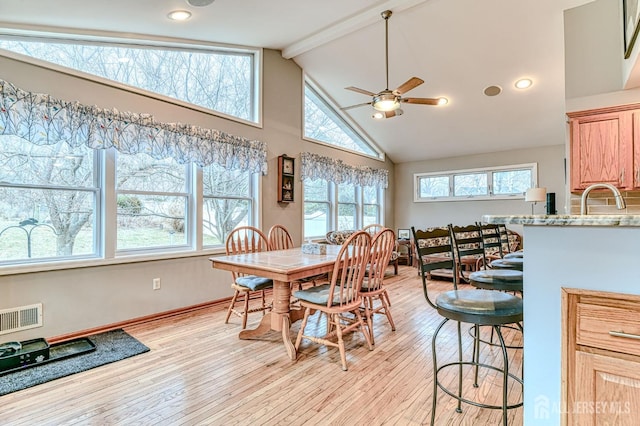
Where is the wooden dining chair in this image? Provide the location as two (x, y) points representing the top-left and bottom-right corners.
(267, 224), (326, 290)
(363, 223), (399, 275)
(224, 226), (273, 329)
(267, 224), (294, 251)
(360, 227), (396, 345)
(363, 223), (384, 236)
(294, 230), (373, 371)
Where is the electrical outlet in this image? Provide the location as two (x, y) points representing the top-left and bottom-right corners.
(152, 278), (161, 290)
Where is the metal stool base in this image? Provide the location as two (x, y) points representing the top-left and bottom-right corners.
(431, 318), (523, 426)
(468, 323), (524, 350)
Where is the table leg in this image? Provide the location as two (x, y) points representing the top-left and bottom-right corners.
(281, 315), (296, 360)
(238, 313), (272, 339)
(238, 280), (299, 360)
(272, 280), (298, 360)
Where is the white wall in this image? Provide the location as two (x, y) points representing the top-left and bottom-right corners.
(394, 144), (566, 235)
(0, 49), (394, 340)
(564, 0), (622, 99)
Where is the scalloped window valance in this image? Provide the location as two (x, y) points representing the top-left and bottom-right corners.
(0, 79), (267, 174)
(300, 152), (388, 188)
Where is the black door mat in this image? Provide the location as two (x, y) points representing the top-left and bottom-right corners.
(0, 337), (96, 376)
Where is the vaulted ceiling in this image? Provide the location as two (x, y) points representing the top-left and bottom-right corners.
(0, 0), (596, 163)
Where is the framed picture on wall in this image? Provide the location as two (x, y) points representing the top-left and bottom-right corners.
(624, 0), (640, 58)
(398, 229), (411, 240)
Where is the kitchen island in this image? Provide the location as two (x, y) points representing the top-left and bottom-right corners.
(482, 214), (640, 425)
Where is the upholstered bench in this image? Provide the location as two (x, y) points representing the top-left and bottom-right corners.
(325, 229), (399, 275)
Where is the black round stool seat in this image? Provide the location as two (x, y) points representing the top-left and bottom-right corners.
(468, 269), (523, 292)
(431, 289), (523, 424)
(490, 257), (523, 271)
(436, 289), (523, 325)
(504, 251), (523, 259)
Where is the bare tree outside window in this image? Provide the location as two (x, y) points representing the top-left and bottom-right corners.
(304, 83), (380, 158)
(0, 39), (254, 122)
(116, 153), (189, 251)
(0, 135), (96, 261)
(202, 163), (252, 246)
(0, 37), (260, 264)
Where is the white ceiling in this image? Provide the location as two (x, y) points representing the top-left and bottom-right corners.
(0, 0), (595, 163)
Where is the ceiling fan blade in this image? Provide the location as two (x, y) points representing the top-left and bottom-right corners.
(401, 97), (441, 106)
(393, 77), (424, 95)
(345, 86), (377, 96)
(341, 102), (372, 111)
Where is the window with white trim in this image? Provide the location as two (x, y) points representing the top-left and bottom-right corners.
(116, 152), (190, 252)
(303, 78), (382, 159)
(0, 138), (261, 266)
(414, 163), (537, 202)
(303, 178), (330, 240)
(0, 135), (100, 263)
(202, 163), (255, 247)
(337, 182), (356, 231)
(303, 180), (383, 239)
(0, 35), (259, 123)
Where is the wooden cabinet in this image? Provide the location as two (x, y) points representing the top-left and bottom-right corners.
(568, 107), (635, 191)
(277, 155), (294, 203)
(563, 288), (640, 425)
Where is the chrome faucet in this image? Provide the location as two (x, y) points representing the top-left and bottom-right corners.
(580, 183), (626, 215)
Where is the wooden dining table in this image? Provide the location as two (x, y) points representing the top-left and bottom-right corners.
(209, 245), (342, 360)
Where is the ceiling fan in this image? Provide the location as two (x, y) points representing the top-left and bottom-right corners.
(342, 10), (447, 119)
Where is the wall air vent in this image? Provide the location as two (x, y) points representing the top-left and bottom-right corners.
(0, 303), (43, 335)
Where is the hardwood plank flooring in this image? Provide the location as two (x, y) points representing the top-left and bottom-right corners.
(0, 267), (524, 425)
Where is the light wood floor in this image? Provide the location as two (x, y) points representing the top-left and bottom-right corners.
(0, 266), (523, 425)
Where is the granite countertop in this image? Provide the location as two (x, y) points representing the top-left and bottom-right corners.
(482, 214), (640, 227)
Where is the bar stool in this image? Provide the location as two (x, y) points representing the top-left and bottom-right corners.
(504, 251), (523, 260)
(469, 269), (523, 293)
(412, 226), (524, 425)
(490, 256), (523, 271)
(468, 269), (524, 349)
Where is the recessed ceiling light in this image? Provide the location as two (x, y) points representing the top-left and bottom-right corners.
(515, 78), (533, 89)
(483, 85), (502, 96)
(167, 10), (192, 21)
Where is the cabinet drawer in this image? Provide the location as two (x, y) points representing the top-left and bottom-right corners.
(577, 302), (640, 356)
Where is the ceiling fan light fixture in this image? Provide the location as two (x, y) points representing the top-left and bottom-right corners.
(437, 97), (449, 105)
(372, 92), (400, 111)
(372, 109), (403, 119)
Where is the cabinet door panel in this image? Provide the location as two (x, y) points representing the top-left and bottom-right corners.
(570, 112), (633, 190)
(579, 120), (619, 182)
(572, 351), (640, 425)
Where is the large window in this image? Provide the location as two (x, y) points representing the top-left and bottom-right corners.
(337, 183), (356, 230)
(116, 153), (190, 252)
(362, 186), (380, 227)
(0, 36), (259, 123)
(0, 135), (99, 263)
(414, 163), (537, 202)
(0, 137), (260, 267)
(303, 179), (383, 239)
(202, 163), (254, 247)
(303, 179), (330, 240)
(304, 79), (382, 159)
